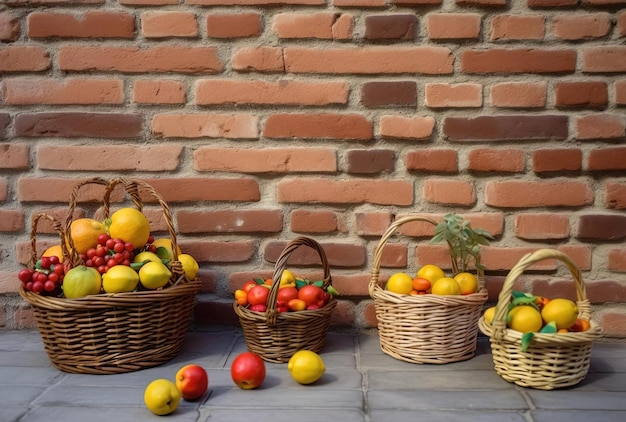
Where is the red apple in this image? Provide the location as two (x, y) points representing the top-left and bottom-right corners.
(298, 285), (326, 308)
(247, 285), (270, 306)
(231, 352), (266, 390)
(276, 286), (298, 306)
(175, 364), (208, 401)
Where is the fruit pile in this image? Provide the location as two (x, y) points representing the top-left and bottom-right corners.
(234, 269), (339, 312)
(385, 264), (480, 296)
(19, 207), (200, 299)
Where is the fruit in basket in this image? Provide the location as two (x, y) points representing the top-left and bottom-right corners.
(298, 284), (326, 308)
(82, 235), (135, 274)
(431, 277), (462, 295)
(483, 306), (496, 324)
(288, 298), (307, 311)
(570, 318), (591, 332)
(248, 285), (270, 306)
(19, 255), (66, 295)
(106, 208), (151, 249)
(144, 378), (181, 416)
(417, 264), (446, 284)
(67, 218), (107, 254)
(133, 251), (162, 264)
(454, 272), (479, 295)
(508, 305), (543, 333)
(139, 261), (172, 289)
(280, 269), (297, 288)
(411, 277), (431, 293)
(231, 352), (266, 390)
(62, 265), (102, 298)
(288, 350), (325, 385)
(277, 286), (299, 306)
(385, 272), (414, 294)
(151, 237), (182, 260)
(234, 289), (248, 306)
(540, 298), (578, 330)
(178, 254), (199, 280)
(176, 364), (208, 401)
(42, 244), (64, 263)
(102, 264), (139, 293)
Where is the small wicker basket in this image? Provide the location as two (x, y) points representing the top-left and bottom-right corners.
(478, 249), (601, 390)
(19, 177), (201, 374)
(369, 215), (489, 364)
(233, 236), (337, 363)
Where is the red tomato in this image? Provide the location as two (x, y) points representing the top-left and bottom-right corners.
(412, 277), (431, 292)
(247, 285), (270, 306)
(276, 286), (298, 306)
(298, 285), (326, 308)
(241, 280), (257, 293)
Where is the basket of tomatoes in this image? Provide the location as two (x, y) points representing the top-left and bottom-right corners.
(369, 214), (490, 364)
(18, 177), (202, 374)
(233, 236), (337, 363)
(478, 249), (601, 390)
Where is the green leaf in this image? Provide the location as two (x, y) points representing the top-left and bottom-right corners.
(154, 246), (171, 260)
(312, 280), (324, 288)
(295, 279), (308, 289)
(521, 332), (534, 353)
(540, 321), (557, 334)
(327, 286), (340, 297)
(130, 262), (145, 270)
(253, 277), (265, 285)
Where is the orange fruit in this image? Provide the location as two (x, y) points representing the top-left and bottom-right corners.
(417, 264), (445, 283)
(431, 277), (461, 295)
(385, 272), (414, 295)
(541, 298), (578, 330)
(569, 318), (591, 332)
(454, 272), (479, 295)
(42, 244), (64, 263)
(508, 305), (543, 333)
(67, 218), (107, 254)
(412, 277), (431, 292)
(107, 208), (151, 249)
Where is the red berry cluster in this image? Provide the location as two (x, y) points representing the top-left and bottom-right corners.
(18, 255), (65, 295)
(79, 233), (147, 274)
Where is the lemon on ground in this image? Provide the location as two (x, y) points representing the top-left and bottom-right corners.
(144, 379), (181, 416)
(102, 265), (139, 293)
(139, 261), (172, 289)
(541, 298), (578, 330)
(483, 306), (497, 324)
(61, 265), (102, 298)
(133, 251), (161, 264)
(417, 264), (446, 283)
(431, 277), (462, 295)
(385, 272), (414, 295)
(508, 305), (543, 333)
(288, 350), (326, 385)
(178, 253), (199, 280)
(454, 272), (479, 295)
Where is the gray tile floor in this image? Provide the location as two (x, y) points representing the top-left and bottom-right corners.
(1, 328), (625, 422)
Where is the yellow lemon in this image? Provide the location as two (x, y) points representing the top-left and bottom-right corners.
(178, 254), (199, 280)
(107, 208), (150, 249)
(417, 264), (446, 283)
(133, 251), (162, 264)
(288, 350), (325, 385)
(385, 272), (414, 294)
(61, 265), (102, 298)
(508, 305), (543, 333)
(102, 265), (139, 293)
(144, 379), (181, 416)
(151, 237), (181, 260)
(431, 277), (462, 295)
(454, 272), (479, 295)
(483, 306), (497, 324)
(139, 261), (172, 290)
(541, 298), (578, 330)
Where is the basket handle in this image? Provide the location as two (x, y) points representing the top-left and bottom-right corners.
(265, 236), (332, 326)
(492, 249), (589, 340)
(29, 212), (74, 269)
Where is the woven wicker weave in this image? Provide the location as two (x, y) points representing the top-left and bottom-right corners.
(19, 177), (201, 374)
(478, 249), (601, 390)
(369, 215), (488, 364)
(233, 236), (337, 363)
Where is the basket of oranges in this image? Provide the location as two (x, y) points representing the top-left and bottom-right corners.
(233, 236), (337, 363)
(18, 177), (202, 374)
(369, 214), (490, 364)
(478, 249), (601, 390)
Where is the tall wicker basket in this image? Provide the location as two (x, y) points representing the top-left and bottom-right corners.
(19, 177), (201, 375)
(478, 249), (601, 390)
(233, 236), (337, 363)
(369, 215), (489, 364)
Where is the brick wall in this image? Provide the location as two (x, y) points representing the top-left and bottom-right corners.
(1, 0), (625, 337)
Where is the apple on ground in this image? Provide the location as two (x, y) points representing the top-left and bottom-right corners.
(175, 364), (208, 401)
(231, 352), (266, 390)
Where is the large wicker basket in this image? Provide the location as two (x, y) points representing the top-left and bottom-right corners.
(19, 177), (201, 374)
(369, 215), (489, 364)
(233, 236), (337, 363)
(478, 249), (601, 390)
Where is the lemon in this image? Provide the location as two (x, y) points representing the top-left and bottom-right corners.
(541, 298), (578, 330)
(454, 272), (479, 295)
(385, 272), (413, 294)
(133, 251), (162, 264)
(102, 265), (139, 293)
(151, 237), (181, 260)
(417, 264), (445, 283)
(139, 261), (172, 289)
(508, 305), (543, 333)
(178, 254), (199, 280)
(288, 350), (325, 385)
(62, 265), (102, 298)
(483, 306), (496, 324)
(431, 277), (461, 295)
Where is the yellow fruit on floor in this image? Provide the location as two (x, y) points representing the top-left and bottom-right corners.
(454, 272), (479, 295)
(67, 218), (107, 254)
(385, 272), (414, 295)
(288, 350), (326, 385)
(178, 254), (199, 280)
(483, 306), (497, 324)
(417, 264), (446, 283)
(508, 305), (543, 333)
(144, 379), (181, 416)
(42, 244), (64, 263)
(102, 265), (139, 293)
(139, 261), (172, 290)
(541, 298), (578, 330)
(151, 237), (181, 260)
(431, 277), (462, 295)
(107, 208), (150, 249)
(62, 265), (102, 298)
(133, 251), (161, 264)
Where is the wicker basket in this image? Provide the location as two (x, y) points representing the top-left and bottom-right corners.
(478, 249), (601, 390)
(233, 236), (337, 363)
(369, 215), (489, 364)
(19, 177), (201, 374)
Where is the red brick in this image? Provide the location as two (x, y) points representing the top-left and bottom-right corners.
(378, 243), (409, 268)
(0, 210), (24, 232)
(425, 83), (482, 108)
(556, 245), (592, 271)
(273, 12), (353, 39)
(3, 78), (123, 105)
(587, 279), (626, 303)
(608, 249), (626, 272)
(152, 113), (258, 139)
(364, 14), (417, 41)
(206, 12), (261, 38)
(264, 240), (366, 268)
(462, 48), (576, 74)
(360, 81), (417, 108)
(142, 178), (261, 203)
(588, 147), (626, 171)
(490, 82), (547, 108)
(334, 0), (387, 5)
(577, 114), (626, 141)
(398, 212), (504, 239)
(555, 81), (608, 109)
(0, 115), (9, 140)
(480, 247), (560, 272)
(290, 210), (342, 233)
(120, 0), (177, 4)
(444, 115), (568, 142)
(619, 11), (626, 37)
(423, 179), (476, 206)
(467, 148), (525, 173)
(0, 12), (20, 41)
(187, 0), (324, 4)
(331, 274), (369, 297)
(532, 148), (582, 173)
(528, 0), (578, 6)
(0, 144), (29, 170)
(141, 11), (198, 38)
(183, 240), (255, 263)
(578, 214), (626, 241)
(355, 212), (393, 236)
(277, 178), (413, 206)
(15, 112), (142, 138)
(490, 15), (545, 40)
(133, 80), (186, 104)
(406, 149), (458, 173)
(18, 177), (113, 203)
(346, 149), (395, 174)
(0, 46), (50, 72)
(28, 11), (134, 38)
(582, 46), (626, 73)
(455, 0), (506, 5)
(231, 46), (285, 73)
(177, 210), (282, 233)
(601, 311), (626, 337)
(606, 181), (626, 209)
(485, 180), (593, 207)
(515, 213), (570, 240)
(379, 115), (435, 140)
(551, 13), (611, 40)
(263, 113), (372, 140)
(193, 147), (336, 173)
(616, 80), (626, 106)
(0, 179), (7, 201)
(13, 303), (37, 330)
(196, 80), (348, 106)
(393, 0), (442, 4)
(427, 13), (481, 40)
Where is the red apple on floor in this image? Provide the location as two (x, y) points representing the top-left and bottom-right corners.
(230, 352), (266, 390)
(175, 364), (208, 401)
